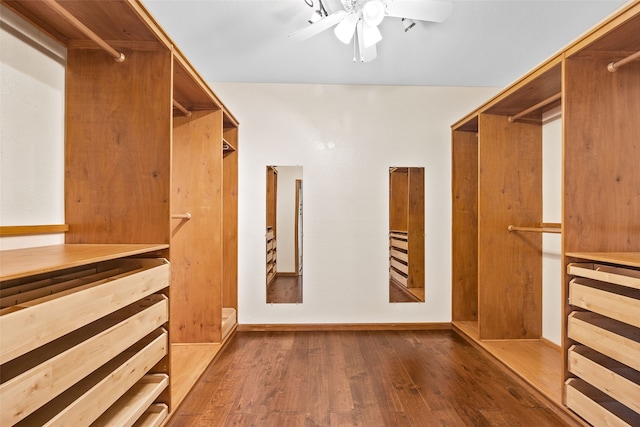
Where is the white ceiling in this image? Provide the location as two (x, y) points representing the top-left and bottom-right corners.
(142, 0), (627, 87)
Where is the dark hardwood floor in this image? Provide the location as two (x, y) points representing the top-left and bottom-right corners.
(266, 275), (303, 304)
(167, 330), (577, 426)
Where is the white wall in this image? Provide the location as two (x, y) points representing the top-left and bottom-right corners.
(542, 106), (563, 345)
(275, 165), (302, 273)
(0, 5), (66, 250)
(212, 83), (499, 324)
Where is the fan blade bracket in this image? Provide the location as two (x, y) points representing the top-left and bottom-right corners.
(288, 10), (348, 41)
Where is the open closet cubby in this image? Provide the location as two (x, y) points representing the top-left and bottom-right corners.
(452, 2), (640, 425)
(0, 0), (239, 425)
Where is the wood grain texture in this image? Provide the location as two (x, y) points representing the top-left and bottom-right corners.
(223, 127), (239, 311)
(563, 57), (640, 255)
(478, 113), (542, 340)
(407, 167), (424, 290)
(0, 224), (69, 236)
(0, 243), (168, 281)
(64, 47), (172, 245)
(171, 109), (223, 343)
(166, 331), (579, 427)
(451, 130), (479, 322)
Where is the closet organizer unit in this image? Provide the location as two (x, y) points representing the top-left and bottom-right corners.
(0, 0), (239, 425)
(451, 2), (640, 425)
(266, 166), (278, 286)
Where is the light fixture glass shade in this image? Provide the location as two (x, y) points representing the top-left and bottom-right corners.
(362, 0), (385, 27)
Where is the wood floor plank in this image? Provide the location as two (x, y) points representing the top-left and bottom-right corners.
(165, 330), (580, 427)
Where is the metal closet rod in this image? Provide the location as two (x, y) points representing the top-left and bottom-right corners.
(42, 0), (125, 62)
(172, 213), (192, 220)
(173, 100), (192, 117)
(608, 50), (640, 72)
(508, 93), (562, 123)
(508, 223), (562, 234)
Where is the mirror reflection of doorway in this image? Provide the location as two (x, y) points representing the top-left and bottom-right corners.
(389, 167), (425, 303)
(266, 166), (303, 304)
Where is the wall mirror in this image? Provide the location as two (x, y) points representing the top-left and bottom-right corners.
(389, 167), (425, 303)
(266, 166), (303, 303)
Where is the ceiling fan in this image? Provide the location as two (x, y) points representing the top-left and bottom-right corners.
(289, 0), (454, 62)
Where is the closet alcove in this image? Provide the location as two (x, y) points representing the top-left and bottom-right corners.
(0, 0), (239, 424)
(451, 2), (640, 424)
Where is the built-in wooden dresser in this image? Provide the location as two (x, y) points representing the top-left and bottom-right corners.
(0, 244), (170, 426)
(565, 252), (640, 426)
(266, 226), (277, 286)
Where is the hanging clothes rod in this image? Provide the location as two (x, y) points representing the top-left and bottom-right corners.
(173, 100), (192, 117)
(172, 213), (192, 220)
(608, 50), (640, 72)
(508, 224), (561, 234)
(508, 92), (562, 123)
(42, 0), (125, 62)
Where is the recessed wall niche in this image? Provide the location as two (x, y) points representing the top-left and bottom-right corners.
(266, 166), (303, 304)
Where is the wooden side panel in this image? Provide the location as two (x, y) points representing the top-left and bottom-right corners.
(451, 130), (478, 322)
(563, 57), (640, 254)
(65, 48), (172, 245)
(478, 113), (542, 339)
(171, 110), (223, 343)
(389, 169), (409, 232)
(266, 166), (278, 233)
(223, 127), (239, 310)
(407, 167), (424, 290)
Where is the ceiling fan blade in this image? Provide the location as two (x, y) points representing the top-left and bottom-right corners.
(334, 13), (359, 44)
(288, 10), (348, 41)
(385, 0), (453, 23)
(356, 21), (377, 62)
(362, 22), (382, 48)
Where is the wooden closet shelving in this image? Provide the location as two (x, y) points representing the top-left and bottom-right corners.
(0, 0), (239, 425)
(452, 2), (640, 425)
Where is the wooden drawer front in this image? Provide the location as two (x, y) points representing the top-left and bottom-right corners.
(390, 249), (408, 263)
(565, 378), (640, 427)
(568, 263), (640, 291)
(131, 404), (169, 427)
(17, 328), (168, 427)
(390, 258), (408, 275)
(0, 258), (169, 364)
(1, 295), (168, 426)
(266, 229), (274, 240)
(568, 345), (640, 414)
(569, 278), (640, 329)
(92, 374), (169, 427)
(568, 311), (640, 372)
(390, 268), (408, 287)
(390, 237), (408, 250)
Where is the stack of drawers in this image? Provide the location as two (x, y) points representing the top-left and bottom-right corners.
(0, 245), (170, 426)
(565, 258), (640, 426)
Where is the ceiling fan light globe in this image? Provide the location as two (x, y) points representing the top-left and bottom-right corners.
(362, 0), (385, 27)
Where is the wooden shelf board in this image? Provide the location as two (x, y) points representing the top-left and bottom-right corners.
(0, 243), (169, 281)
(566, 252), (640, 269)
(453, 321), (562, 404)
(170, 343), (223, 408)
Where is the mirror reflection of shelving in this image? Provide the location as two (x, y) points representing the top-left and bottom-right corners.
(389, 167), (425, 303)
(266, 166), (303, 304)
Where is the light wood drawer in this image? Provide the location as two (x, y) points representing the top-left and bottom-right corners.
(568, 263), (640, 291)
(568, 311), (640, 372)
(565, 378), (640, 427)
(390, 269), (408, 287)
(91, 374), (169, 427)
(569, 277), (640, 328)
(0, 258), (169, 365)
(390, 258), (409, 275)
(390, 249), (408, 263)
(132, 404), (169, 427)
(568, 345), (640, 414)
(390, 238), (408, 250)
(16, 328), (168, 427)
(1, 294), (168, 426)
(389, 231), (408, 240)
(266, 230), (274, 240)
